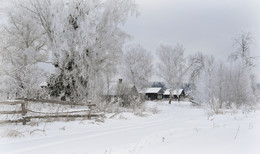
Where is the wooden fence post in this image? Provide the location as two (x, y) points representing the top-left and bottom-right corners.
(169, 90), (172, 104)
(88, 108), (92, 120)
(88, 100), (92, 120)
(21, 102), (27, 125)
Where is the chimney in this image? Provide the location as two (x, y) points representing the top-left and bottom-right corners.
(119, 78), (123, 84)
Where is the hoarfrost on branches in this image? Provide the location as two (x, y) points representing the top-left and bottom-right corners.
(0, 2), (48, 99)
(10, 0), (138, 102)
(122, 43), (153, 90)
(157, 43), (186, 89)
(193, 56), (256, 111)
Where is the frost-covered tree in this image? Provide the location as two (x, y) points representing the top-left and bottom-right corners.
(188, 52), (206, 83)
(228, 31), (257, 107)
(0, 2), (48, 99)
(230, 32), (257, 102)
(193, 55), (256, 111)
(122, 44), (153, 90)
(190, 32), (257, 110)
(14, 0), (138, 102)
(193, 56), (215, 105)
(229, 32), (255, 68)
(157, 43), (186, 89)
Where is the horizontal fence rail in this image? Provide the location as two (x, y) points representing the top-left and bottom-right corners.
(0, 98), (101, 125)
(15, 98), (97, 106)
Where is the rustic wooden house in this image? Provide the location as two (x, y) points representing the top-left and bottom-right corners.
(103, 80), (138, 97)
(40, 81), (48, 89)
(163, 89), (171, 99)
(142, 87), (164, 100)
(103, 79), (138, 97)
(172, 89), (185, 101)
(103, 79), (139, 106)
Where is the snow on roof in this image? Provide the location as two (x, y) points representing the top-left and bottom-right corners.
(103, 83), (135, 96)
(40, 81), (48, 87)
(163, 89), (171, 95)
(172, 89), (184, 95)
(144, 87), (162, 94)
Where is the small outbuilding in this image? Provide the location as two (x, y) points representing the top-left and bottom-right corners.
(172, 89), (185, 101)
(163, 89), (171, 99)
(103, 80), (138, 97)
(142, 87), (164, 100)
(103, 79), (139, 107)
(40, 81), (48, 89)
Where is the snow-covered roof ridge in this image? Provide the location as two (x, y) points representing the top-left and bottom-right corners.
(40, 81), (48, 87)
(103, 82), (136, 96)
(144, 87), (162, 94)
(163, 89), (171, 95)
(172, 89), (184, 95)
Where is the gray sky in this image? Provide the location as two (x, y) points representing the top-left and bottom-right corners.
(0, 0), (259, 81)
(122, 0), (260, 81)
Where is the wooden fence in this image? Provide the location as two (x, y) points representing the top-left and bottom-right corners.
(0, 98), (101, 125)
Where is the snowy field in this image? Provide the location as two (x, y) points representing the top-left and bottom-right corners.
(0, 101), (259, 154)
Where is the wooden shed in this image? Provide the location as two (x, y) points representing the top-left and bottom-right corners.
(142, 88), (164, 100)
(172, 89), (185, 101)
(163, 89), (171, 99)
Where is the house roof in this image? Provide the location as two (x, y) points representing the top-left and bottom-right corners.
(103, 83), (135, 96)
(163, 89), (171, 95)
(172, 89), (184, 95)
(40, 81), (48, 87)
(143, 87), (162, 94)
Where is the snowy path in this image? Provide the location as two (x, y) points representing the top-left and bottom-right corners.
(0, 101), (259, 154)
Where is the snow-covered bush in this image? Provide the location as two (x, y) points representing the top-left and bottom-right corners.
(192, 56), (257, 111)
(99, 90), (144, 113)
(189, 32), (257, 111)
(2, 129), (24, 138)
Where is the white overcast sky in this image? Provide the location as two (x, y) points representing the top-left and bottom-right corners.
(122, 0), (260, 81)
(0, 0), (260, 81)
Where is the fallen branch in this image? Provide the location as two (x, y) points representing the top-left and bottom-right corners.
(190, 100), (199, 106)
(234, 125), (240, 139)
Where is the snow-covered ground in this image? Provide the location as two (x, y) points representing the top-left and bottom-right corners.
(0, 101), (259, 154)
